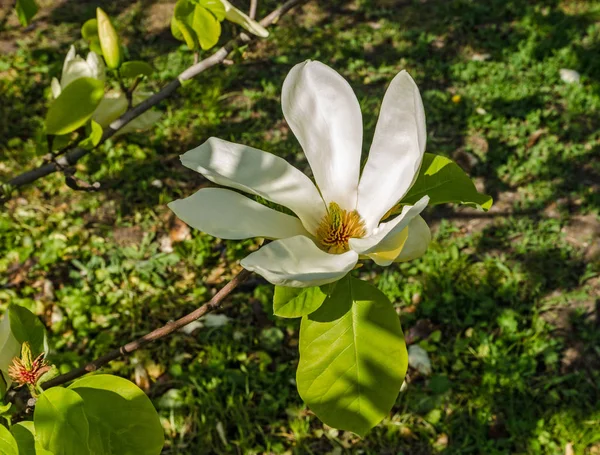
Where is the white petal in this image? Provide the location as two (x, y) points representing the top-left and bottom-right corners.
(86, 52), (105, 81)
(222, 0), (269, 37)
(357, 70), (427, 231)
(281, 61), (362, 210)
(61, 56), (95, 88)
(92, 91), (128, 128)
(395, 215), (431, 262)
(168, 188), (308, 240)
(180, 137), (326, 234)
(62, 45), (77, 74)
(349, 196), (429, 255)
(51, 77), (62, 99)
(367, 215), (431, 266)
(241, 235), (358, 287)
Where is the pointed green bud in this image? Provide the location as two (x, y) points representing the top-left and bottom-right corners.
(96, 7), (122, 69)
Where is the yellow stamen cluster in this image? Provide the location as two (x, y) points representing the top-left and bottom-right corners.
(316, 202), (366, 254)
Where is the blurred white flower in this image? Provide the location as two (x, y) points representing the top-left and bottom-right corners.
(559, 68), (580, 84)
(408, 345), (432, 375)
(51, 45), (105, 98)
(52, 46), (161, 134)
(170, 61), (431, 287)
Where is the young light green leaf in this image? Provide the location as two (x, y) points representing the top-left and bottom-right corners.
(81, 19), (103, 56)
(34, 387), (91, 455)
(200, 0), (226, 20)
(7, 304), (47, 358)
(45, 77), (105, 136)
(119, 61), (154, 79)
(69, 374), (164, 455)
(401, 153), (493, 210)
(273, 285), (330, 318)
(81, 18), (98, 41)
(96, 8), (122, 69)
(0, 425), (18, 455)
(15, 0), (38, 27)
(192, 5), (221, 50)
(171, 0), (198, 49)
(78, 120), (103, 150)
(297, 275), (408, 436)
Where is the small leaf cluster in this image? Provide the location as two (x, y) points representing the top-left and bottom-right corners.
(0, 306), (163, 454)
(171, 0), (228, 51)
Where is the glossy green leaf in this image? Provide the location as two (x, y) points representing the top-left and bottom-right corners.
(0, 425), (18, 455)
(10, 421), (53, 455)
(15, 0), (38, 26)
(69, 374), (164, 455)
(297, 275), (408, 436)
(34, 387), (91, 455)
(200, 0), (226, 20)
(0, 312), (20, 393)
(45, 77), (105, 136)
(7, 304), (47, 357)
(81, 18), (98, 41)
(96, 8), (122, 69)
(171, 0), (198, 49)
(273, 285), (330, 318)
(401, 153), (493, 210)
(119, 61), (154, 79)
(192, 5), (221, 50)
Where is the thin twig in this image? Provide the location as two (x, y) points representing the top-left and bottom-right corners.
(42, 269), (252, 389)
(2, 0), (308, 199)
(249, 0), (258, 19)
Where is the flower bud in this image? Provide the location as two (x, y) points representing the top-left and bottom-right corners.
(96, 7), (122, 69)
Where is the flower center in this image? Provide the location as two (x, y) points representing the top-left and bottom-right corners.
(316, 202), (366, 254)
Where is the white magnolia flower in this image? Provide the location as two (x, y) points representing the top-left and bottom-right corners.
(51, 46), (161, 134)
(51, 45), (105, 99)
(169, 61), (431, 287)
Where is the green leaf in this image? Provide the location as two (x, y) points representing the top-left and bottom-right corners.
(81, 18), (98, 41)
(119, 61), (154, 79)
(0, 425), (18, 455)
(45, 77), (105, 136)
(96, 8), (122, 69)
(401, 153), (493, 210)
(171, 0), (198, 50)
(11, 422), (35, 455)
(78, 120), (103, 150)
(15, 0), (38, 27)
(192, 5), (221, 50)
(0, 313), (20, 394)
(0, 374), (7, 400)
(10, 421), (54, 455)
(7, 304), (47, 357)
(297, 275), (408, 436)
(273, 285), (330, 318)
(69, 374), (164, 455)
(35, 387), (91, 455)
(199, 0), (226, 20)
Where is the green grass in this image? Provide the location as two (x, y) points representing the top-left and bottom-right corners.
(1, 0), (600, 453)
